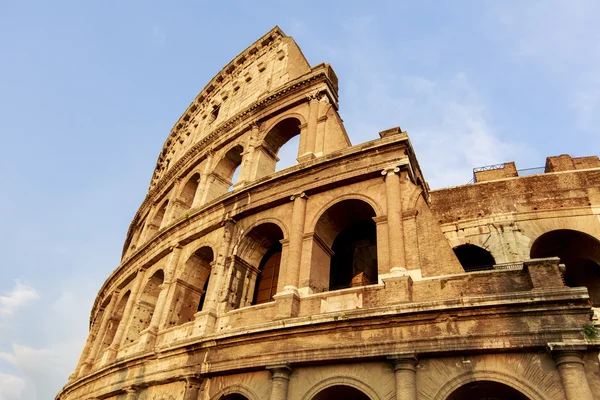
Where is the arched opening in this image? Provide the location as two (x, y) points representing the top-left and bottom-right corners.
(453, 244), (496, 272)
(312, 385), (371, 400)
(531, 229), (600, 305)
(96, 291), (130, 358)
(312, 199), (378, 292)
(206, 145), (244, 201)
(230, 223), (284, 308)
(144, 200), (169, 240)
(124, 270), (164, 344)
(255, 118), (302, 179)
(168, 246), (214, 327)
(219, 395), (248, 400)
(179, 173), (200, 209)
(127, 216), (146, 254)
(446, 380), (529, 400)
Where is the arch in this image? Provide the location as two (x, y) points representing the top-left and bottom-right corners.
(179, 172), (201, 209)
(211, 384), (258, 400)
(308, 194), (383, 233)
(168, 246), (215, 327)
(530, 229), (600, 305)
(433, 371), (546, 400)
(302, 376), (381, 400)
(256, 117), (303, 176)
(262, 112), (308, 135)
(230, 222), (285, 308)
(96, 290), (130, 359)
(144, 199), (170, 239)
(123, 269), (164, 345)
(445, 380), (529, 400)
(311, 199), (378, 292)
(453, 244), (496, 272)
(205, 144), (244, 201)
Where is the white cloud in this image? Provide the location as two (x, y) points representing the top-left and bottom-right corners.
(0, 282), (39, 316)
(0, 372), (25, 400)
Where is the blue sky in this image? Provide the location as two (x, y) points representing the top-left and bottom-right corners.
(0, 1), (599, 398)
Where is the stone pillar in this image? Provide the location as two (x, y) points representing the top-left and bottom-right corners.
(239, 122), (260, 182)
(389, 354), (418, 400)
(298, 94), (319, 161)
(382, 166), (406, 273)
(193, 151), (214, 208)
(78, 292), (119, 376)
(141, 246), (182, 349)
(183, 376), (204, 400)
(103, 271), (144, 363)
(267, 363), (293, 400)
(283, 192), (308, 293)
(213, 219), (237, 313)
(124, 385), (141, 400)
(549, 345), (593, 400)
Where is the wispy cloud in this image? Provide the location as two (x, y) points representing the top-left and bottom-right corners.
(0, 282), (39, 316)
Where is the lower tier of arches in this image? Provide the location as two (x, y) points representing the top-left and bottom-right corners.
(59, 351), (599, 400)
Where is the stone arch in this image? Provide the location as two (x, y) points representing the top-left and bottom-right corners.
(261, 112), (308, 135)
(254, 116), (304, 179)
(178, 172), (201, 210)
(211, 384), (259, 400)
(144, 199), (170, 239)
(127, 214), (148, 254)
(167, 246), (215, 327)
(453, 244), (496, 272)
(96, 290), (130, 359)
(124, 269), (164, 345)
(229, 222), (285, 308)
(205, 144), (244, 202)
(308, 198), (379, 292)
(301, 376), (381, 400)
(530, 229), (600, 305)
(433, 370), (546, 400)
(307, 194), (383, 234)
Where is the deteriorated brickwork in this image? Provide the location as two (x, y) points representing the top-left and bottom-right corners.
(57, 27), (600, 400)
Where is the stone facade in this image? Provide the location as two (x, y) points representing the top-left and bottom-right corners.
(57, 27), (600, 400)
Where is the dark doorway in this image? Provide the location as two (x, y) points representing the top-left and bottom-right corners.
(312, 385), (371, 400)
(453, 244), (496, 272)
(446, 380), (529, 400)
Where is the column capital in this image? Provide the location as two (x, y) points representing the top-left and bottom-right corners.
(307, 91), (323, 102)
(381, 166), (400, 176)
(547, 342), (588, 366)
(290, 192), (308, 201)
(388, 353), (418, 371)
(184, 374), (205, 389)
(124, 385), (143, 398)
(169, 244), (183, 253)
(266, 362), (293, 380)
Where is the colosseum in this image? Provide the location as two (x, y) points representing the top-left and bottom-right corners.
(57, 27), (600, 400)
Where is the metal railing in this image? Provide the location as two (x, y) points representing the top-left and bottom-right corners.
(466, 165), (545, 184)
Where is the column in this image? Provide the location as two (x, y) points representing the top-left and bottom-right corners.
(239, 123), (260, 182)
(103, 271), (144, 363)
(267, 363), (292, 400)
(141, 246), (182, 349)
(284, 193), (307, 292)
(298, 94), (319, 161)
(213, 219), (237, 313)
(389, 354), (418, 400)
(551, 348), (593, 400)
(124, 385), (141, 400)
(183, 376), (204, 400)
(193, 151), (214, 208)
(78, 292), (119, 376)
(382, 166), (406, 273)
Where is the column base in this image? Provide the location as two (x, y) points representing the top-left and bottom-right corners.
(193, 310), (217, 336)
(274, 291), (300, 319)
(138, 328), (158, 352)
(297, 153), (316, 163)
